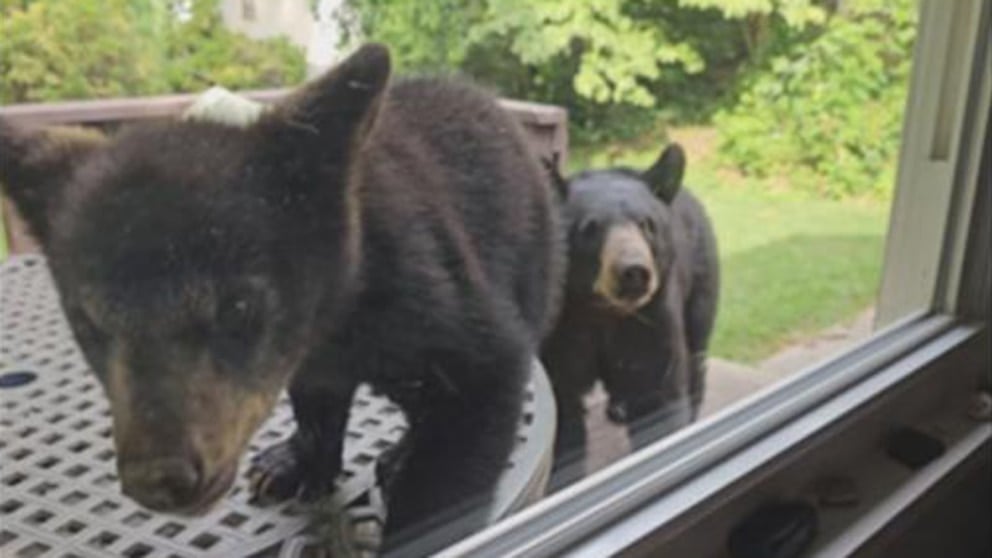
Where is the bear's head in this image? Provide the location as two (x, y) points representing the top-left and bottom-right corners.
(554, 144), (686, 315)
(0, 44), (391, 515)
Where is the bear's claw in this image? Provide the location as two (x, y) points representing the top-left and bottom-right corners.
(248, 438), (340, 505)
(248, 440), (305, 505)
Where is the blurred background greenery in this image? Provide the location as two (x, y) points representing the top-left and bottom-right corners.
(0, 0), (917, 361)
(0, 0), (306, 101)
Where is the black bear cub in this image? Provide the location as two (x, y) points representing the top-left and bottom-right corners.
(542, 144), (719, 484)
(0, 44), (563, 553)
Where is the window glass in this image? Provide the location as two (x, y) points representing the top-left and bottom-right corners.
(0, 1), (926, 556)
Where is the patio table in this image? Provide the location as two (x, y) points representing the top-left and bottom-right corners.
(0, 255), (554, 557)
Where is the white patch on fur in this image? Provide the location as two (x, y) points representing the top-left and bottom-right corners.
(182, 86), (267, 128)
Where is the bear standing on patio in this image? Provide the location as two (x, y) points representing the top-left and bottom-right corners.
(542, 144), (719, 486)
(0, 44), (563, 554)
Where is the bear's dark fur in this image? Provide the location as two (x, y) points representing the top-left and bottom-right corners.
(541, 144), (719, 485)
(0, 44), (564, 553)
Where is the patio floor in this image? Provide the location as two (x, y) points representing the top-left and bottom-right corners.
(583, 308), (876, 476)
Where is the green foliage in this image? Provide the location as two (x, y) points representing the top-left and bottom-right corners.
(715, 1), (918, 198)
(344, 0), (832, 144)
(2, 0), (919, 203)
(0, 0), (306, 103)
(679, 0), (825, 28)
(462, 0), (828, 110)
(1, 0), (167, 103)
(470, 0), (703, 108)
(163, 0), (306, 92)
(346, 0), (482, 73)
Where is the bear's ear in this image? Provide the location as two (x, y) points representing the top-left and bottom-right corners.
(0, 120), (107, 245)
(262, 43), (391, 160)
(643, 143), (685, 204)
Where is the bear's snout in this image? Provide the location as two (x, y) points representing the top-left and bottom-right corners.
(119, 452), (239, 515)
(105, 353), (278, 515)
(616, 263), (652, 301)
(120, 456), (203, 511)
(594, 223), (659, 312)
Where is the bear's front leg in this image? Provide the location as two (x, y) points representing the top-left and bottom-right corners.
(381, 349), (528, 555)
(688, 351), (708, 421)
(548, 390), (588, 491)
(604, 365), (693, 452)
(540, 320), (599, 490)
(249, 360), (357, 504)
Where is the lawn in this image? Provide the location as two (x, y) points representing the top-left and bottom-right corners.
(569, 128), (891, 363)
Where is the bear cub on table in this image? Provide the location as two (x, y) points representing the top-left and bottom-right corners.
(542, 144), (719, 485)
(0, 44), (563, 554)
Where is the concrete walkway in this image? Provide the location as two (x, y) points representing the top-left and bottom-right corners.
(582, 308), (876, 476)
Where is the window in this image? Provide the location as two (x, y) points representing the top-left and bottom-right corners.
(241, 0), (256, 21)
(0, 1), (987, 557)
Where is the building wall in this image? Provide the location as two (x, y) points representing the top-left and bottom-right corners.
(220, 0), (355, 77)
(220, 0), (315, 52)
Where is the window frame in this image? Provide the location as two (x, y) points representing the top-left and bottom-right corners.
(441, 1), (991, 556)
(877, 0), (990, 325)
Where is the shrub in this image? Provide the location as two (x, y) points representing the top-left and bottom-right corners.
(714, 1), (917, 198)
(1, 0), (167, 103)
(163, 0), (306, 93)
(340, 0), (845, 146)
(0, 0), (306, 104)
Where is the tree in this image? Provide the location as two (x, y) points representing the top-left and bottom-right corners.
(341, 0), (833, 141)
(468, 0), (703, 108)
(345, 0), (483, 73)
(162, 0), (306, 92)
(679, 0), (826, 60)
(1, 0), (168, 103)
(714, 0), (918, 198)
(0, 0), (306, 104)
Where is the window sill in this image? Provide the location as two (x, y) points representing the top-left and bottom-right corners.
(442, 314), (988, 557)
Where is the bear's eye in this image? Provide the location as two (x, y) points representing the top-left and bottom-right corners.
(65, 303), (110, 368)
(70, 307), (100, 340)
(577, 219), (600, 239)
(211, 292), (266, 367)
(215, 295), (262, 343)
(640, 219), (656, 236)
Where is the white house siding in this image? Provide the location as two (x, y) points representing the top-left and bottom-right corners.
(221, 0), (357, 77)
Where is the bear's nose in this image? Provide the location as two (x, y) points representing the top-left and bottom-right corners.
(120, 457), (204, 511)
(617, 264), (651, 299)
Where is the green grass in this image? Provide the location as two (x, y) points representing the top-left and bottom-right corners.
(568, 135), (890, 363)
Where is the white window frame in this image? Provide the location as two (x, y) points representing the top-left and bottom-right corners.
(877, 0), (990, 325)
(441, 1), (991, 556)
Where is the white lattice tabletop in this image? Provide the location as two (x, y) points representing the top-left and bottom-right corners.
(0, 255), (554, 557)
